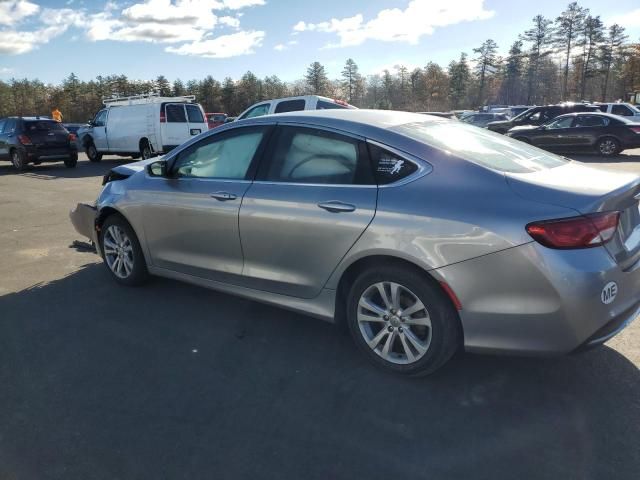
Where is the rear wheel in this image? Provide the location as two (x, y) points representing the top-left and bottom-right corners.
(140, 140), (153, 160)
(99, 215), (148, 286)
(597, 137), (621, 157)
(346, 265), (461, 376)
(10, 149), (27, 171)
(86, 142), (102, 162)
(64, 151), (78, 168)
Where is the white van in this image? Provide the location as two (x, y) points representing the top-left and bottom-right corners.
(236, 95), (356, 121)
(594, 102), (640, 120)
(78, 94), (208, 162)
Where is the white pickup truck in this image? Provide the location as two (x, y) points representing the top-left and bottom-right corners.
(595, 102), (640, 120)
(78, 94), (208, 162)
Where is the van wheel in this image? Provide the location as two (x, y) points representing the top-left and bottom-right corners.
(11, 149), (27, 171)
(64, 152), (78, 168)
(140, 141), (153, 160)
(86, 142), (102, 162)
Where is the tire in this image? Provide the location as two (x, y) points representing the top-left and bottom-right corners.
(10, 149), (27, 171)
(346, 265), (461, 376)
(140, 140), (153, 160)
(64, 151), (78, 168)
(99, 214), (148, 286)
(86, 142), (102, 162)
(597, 137), (621, 157)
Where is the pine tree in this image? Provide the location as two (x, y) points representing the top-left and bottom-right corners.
(554, 2), (588, 100)
(522, 15), (553, 104)
(473, 39), (499, 106)
(577, 15), (605, 100)
(305, 61), (329, 95)
(341, 58), (360, 103)
(599, 24), (627, 101)
(448, 53), (470, 109)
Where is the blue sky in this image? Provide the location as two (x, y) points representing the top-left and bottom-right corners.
(1, 0), (639, 84)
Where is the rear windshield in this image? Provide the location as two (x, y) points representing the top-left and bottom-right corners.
(393, 121), (567, 173)
(24, 121), (66, 132)
(186, 104), (205, 123)
(210, 114), (226, 122)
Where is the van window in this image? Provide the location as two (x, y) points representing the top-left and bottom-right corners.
(186, 104), (205, 123)
(274, 99), (306, 113)
(166, 104), (187, 123)
(93, 110), (108, 127)
(612, 104), (633, 116)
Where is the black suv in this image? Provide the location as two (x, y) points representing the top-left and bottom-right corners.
(487, 103), (600, 134)
(0, 117), (78, 171)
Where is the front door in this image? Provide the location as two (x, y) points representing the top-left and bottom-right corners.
(533, 116), (575, 149)
(91, 109), (109, 151)
(139, 125), (271, 282)
(239, 125), (377, 298)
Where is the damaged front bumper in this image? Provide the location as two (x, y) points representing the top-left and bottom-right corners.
(70, 203), (99, 249)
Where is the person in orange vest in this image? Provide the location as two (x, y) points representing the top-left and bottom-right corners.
(51, 107), (63, 122)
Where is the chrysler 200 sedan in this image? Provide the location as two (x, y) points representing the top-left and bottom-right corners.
(70, 110), (640, 376)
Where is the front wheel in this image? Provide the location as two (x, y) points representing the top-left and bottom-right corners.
(346, 265), (461, 376)
(597, 137), (621, 157)
(86, 142), (102, 162)
(99, 215), (148, 286)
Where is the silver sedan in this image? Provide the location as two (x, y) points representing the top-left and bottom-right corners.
(70, 110), (640, 376)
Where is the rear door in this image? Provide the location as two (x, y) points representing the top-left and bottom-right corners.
(22, 120), (70, 155)
(160, 103), (189, 150)
(185, 104), (207, 138)
(239, 124), (377, 298)
(571, 115), (609, 148)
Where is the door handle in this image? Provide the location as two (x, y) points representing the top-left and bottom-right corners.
(318, 201), (356, 213)
(210, 191), (237, 201)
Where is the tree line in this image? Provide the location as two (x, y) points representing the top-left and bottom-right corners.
(0, 1), (638, 122)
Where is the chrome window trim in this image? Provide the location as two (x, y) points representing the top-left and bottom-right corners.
(366, 139), (433, 188)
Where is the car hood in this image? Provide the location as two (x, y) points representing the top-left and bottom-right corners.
(111, 157), (161, 176)
(508, 125), (540, 133)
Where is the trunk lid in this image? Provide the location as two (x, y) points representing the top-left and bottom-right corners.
(506, 161), (640, 269)
(24, 120), (69, 148)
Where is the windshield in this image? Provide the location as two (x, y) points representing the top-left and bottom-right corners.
(511, 108), (535, 121)
(393, 121), (568, 173)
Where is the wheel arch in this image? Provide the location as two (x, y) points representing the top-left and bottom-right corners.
(333, 254), (462, 335)
(95, 206), (147, 262)
(82, 134), (94, 147)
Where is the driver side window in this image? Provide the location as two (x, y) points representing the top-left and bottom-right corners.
(174, 127), (267, 179)
(547, 116), (574, 129)
(94, 110), (107, 127)
(261, 126), (374, 185)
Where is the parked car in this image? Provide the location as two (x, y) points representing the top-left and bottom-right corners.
(461, 112), (509, 128)
(508, 105), (533, 117)
(63, 123), (87, 136)
(507, 112), (640, 156)
(452, 110), (474, 119)
(236, 95), (356, 121)
(487, 103), (599, 134)
(0, 116), (78, 171)
(224, 116), (237, 123)
(206, 112), (227, 129)
(77, 93), (208, 162)
(70, 110), (640, 376)
(594, 102), (640, 120)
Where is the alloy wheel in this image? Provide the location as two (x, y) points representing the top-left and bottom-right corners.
(357, 282), (432, 364)
(103, 225), (134, 279)
(599, 139), (617, 155)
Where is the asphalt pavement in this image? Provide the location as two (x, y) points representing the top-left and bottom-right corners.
(1, 151), (639, 480)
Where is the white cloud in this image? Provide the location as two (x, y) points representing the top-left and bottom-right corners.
(0, 25), (67, 54)
(0, 0), (39, 26)
(274, 39), (297, 51)
(219, 15), (240, 28)
(219, 0), (265, 9)
(607, 9), (640, 28)
(166, 30), (265, 57)
(293, 0), (494, 47)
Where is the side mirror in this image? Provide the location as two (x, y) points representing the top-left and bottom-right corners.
(87, 119), (94, 126)
(148, 160), (168, 177)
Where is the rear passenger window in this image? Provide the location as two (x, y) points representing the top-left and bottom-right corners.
(0, 119), (6, 133)
(612, 105), (632, 116)
(186, 105), (204, 123)
(575, 116), (608, 127)
(166, 104), (187, 123)
(368, 144), (418, 185)
(274, 99), (305, 113)
(262, 126), (374, 185)
(4, 119), (16, 133)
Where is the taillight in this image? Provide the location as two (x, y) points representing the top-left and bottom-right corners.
(68, 133), (77, 142)
(629, 126), (640, 134)
(18, 134), (32, 145)
(160, 110), (166, 123)
(526, 212), (620, 249)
